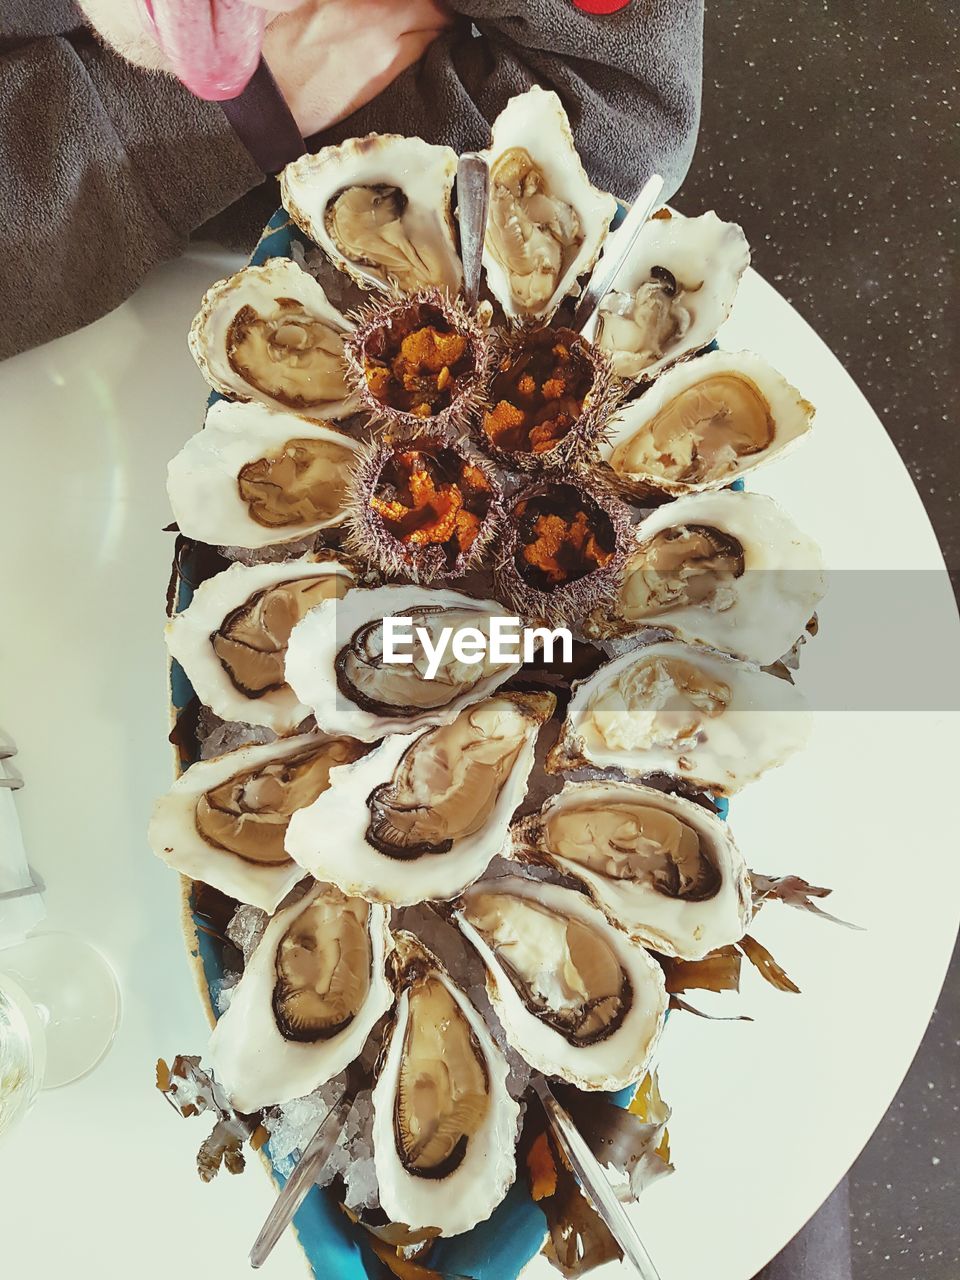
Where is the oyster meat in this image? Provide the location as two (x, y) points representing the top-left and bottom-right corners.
(599, 349), (814, 498)
(209, 881), (393, 1111)
(587, 489), (826, 663)
(149, 733), (364, 912)
(281, 136), (463, 294)
(167, 400), (360, 548)
(457, 876), (667, 1091)
(285, 692), (555, 904)
(188, 258), (357, 419)
(371, 934), (519, 1235)
(285, 584), (524, 742)
(166, 556), (355, 732)
(512, 781), (752, 960)
(550, 639), (810, 794)
(481, 87), (617, 321)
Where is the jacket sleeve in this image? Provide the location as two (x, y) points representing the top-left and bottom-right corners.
(313, 0), (703, 204)
(0, 29), (263, 362)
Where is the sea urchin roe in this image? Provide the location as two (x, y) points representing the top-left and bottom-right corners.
(238, 437), (356, 529)
(542, 800), (721, 900)
(226, 299), (349, 411)
(369, 444), (493, 565)
(273, 891), (372, 1042)
(487, 148), (583, 312)
(325, 185), (445, 292)
(620, 525), (745, 620)
(482, 327), (594, 456)
(610, 373), (775, 484)
(395, 975), (490, 1177)
(196, 739), (365, 866)
(363, 303), (471, 417)
(586, 656), (731, 755)
(462, 893), (631, 1046)
(513, 485), (616, 591)
(212, 574), (351, 698)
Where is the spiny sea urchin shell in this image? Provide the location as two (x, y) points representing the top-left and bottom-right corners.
(476, 323), (620, 472)
(493, 471), (632, 628)
(343, 287), (490, 435)
(344, 431), (503, 584)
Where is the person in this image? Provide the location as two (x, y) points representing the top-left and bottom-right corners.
(0, 0), (703, 361)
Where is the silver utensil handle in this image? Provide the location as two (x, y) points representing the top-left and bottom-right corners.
(458, 152), (491, 310)
(249, 1085), (356, 1270)
(573, 173), (665, 335)
(533, 1076), (663, 1280)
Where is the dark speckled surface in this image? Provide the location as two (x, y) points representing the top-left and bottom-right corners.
(678, 3), (958, 1277)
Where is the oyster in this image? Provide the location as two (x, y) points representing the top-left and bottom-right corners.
(549, 639), (810, 795)
(345, 433), (501, 584)
(209, 881), (393, 1112)
(188, 258), (357, 419)
(148, 733), (364, 912)
(512, 781), (752, 960)
(167, 400), (360, 548)
(280, 136), (463, 294)
(457, 876), (667, 1091)
(285, 584), (523, 743)
(166, 556), (354, 732)
(371, 934), (519, 1236)
(586, 490), (826, 663)
(598, 349), (815, 498)
(286, 692), (555, 905)
(583, 210), (750, 380)
(481, 87), (617, 321)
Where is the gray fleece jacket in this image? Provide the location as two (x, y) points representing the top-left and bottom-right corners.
(0, 0), (702, 361)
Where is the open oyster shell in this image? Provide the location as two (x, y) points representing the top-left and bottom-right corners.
(549, 639), (811, 795)
(188, 258), (358, 420)
(286, 692), (555, 905)
(598, 348), (815, 499)
(585, 489), (826, 663)
(456, 875), (667, 1092)
(280, 136), (463, 295)
(480, 86), (617, 322)
(149, 733), (363, 912)
(208, 881), (394, 1112)
(371, 933), (519, 1237)
(166, 556), (355, 732)
(284, 584), (523, 743)
(511, 781), (752, 961)
(583, 210), (750, 381)
(167, 400), (361, 548)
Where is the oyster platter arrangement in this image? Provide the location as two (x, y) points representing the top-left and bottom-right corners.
(151, 86), (840, 1280)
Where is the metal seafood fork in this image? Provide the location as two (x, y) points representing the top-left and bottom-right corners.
(532, 1075), (664, 1280)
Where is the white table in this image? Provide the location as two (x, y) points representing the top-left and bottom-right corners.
(1, 248), (958, 1280)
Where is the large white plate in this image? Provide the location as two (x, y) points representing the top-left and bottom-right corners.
(0, 249), (957, 1280)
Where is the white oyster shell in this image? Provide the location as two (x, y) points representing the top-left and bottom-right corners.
(166, 555), (355, 732)
(208, 881), (393, 1112)
(589, 489), (825, 663)
(284, 584), (523, 743)
(285, 692), (554, 905)
(583, 210), (750, 380)
(480, 86), (617, 321)
(167, 400), (360, 549)
(551, 639), (810, 795)
(280, 136), (463, 294)
(148, 733), (329, 912)
(371, 949), (518, 1236)
(457, 875), (667, 1092)
(598, 348), (814, 497)
(512, 780), (752, 961)
(188, 258), (358, 420)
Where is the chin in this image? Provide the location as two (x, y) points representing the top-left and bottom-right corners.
(75, 0), (171, 71)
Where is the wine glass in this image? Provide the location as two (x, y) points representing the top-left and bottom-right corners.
(0, 933), (121, 1140)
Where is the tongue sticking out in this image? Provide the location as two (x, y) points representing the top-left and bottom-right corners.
(142, 0), (267, 100)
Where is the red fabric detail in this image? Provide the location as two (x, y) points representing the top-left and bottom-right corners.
(571, 0), (631, 13)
